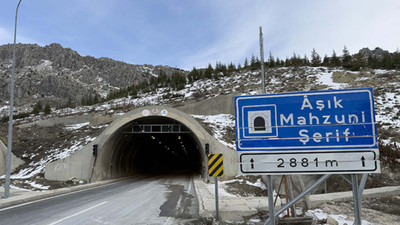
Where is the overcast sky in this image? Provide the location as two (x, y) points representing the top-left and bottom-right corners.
(1, 0), (399, 69)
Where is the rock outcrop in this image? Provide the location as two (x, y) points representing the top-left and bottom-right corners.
(0, 43), (184, 107)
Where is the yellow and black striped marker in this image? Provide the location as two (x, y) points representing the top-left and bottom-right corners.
(208, 154), (223, 177)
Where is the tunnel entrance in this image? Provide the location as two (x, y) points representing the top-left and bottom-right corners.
(110, 116), (202, 177)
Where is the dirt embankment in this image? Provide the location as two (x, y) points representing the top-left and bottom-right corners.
(0, 121), (107, 190)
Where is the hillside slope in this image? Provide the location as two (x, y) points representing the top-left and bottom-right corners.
(0, 43), (184, 109)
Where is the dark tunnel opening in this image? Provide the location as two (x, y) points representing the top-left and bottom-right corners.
(111, 116), (202, 177)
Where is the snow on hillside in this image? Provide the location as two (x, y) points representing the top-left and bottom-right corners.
(191, 114), (235, 149)
(1, 67), (399, 224)
(1, 66), (400, 191)
(2, 66), (399, 148)
(0, 123), (99, 189)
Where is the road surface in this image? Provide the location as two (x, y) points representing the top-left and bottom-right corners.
(0, 175), (200, 225)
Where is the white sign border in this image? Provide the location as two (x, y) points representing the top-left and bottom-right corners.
(235, 89), (377, 151)
(238, 149), (380, 175)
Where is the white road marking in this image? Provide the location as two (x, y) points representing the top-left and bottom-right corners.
(0, 182), (118, 212)
(47, 201), (108, 225)
(188, 176), (194, 194)
(128, 179), (159, 193)
(128, 186), (148, 193)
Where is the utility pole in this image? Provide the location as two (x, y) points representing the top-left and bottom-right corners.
(260, 26), (275, 225)
(3, 0), (23, 199)
(259, 26), (266, 94)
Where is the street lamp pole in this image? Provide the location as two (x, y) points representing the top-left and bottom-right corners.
(3, 0), (23, 199)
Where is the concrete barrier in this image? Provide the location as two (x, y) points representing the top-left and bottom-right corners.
(0, 140), (25, 176)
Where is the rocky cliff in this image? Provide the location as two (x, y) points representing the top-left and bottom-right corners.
(0, 43), (184, 108)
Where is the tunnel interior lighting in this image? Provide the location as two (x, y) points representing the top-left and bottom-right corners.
(115, 116), (201, 176)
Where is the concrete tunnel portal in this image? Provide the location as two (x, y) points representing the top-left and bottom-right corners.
(45, 106), (237, 182)
(108, 116), (202, 177)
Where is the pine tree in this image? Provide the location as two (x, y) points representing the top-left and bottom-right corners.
(284, 57), (292, 67)
(268, 52), (275, 67)
(330, 50), (341, 67)
(67, 97), (75, 108)
(393, 49), (400, 69)
(86, 95), (93, 105)
(382, 52), (394, 69)
(93, 95), (99, 104)
(170, 72), (186, 90)
(290, 53), (302, 67)
(32, 101), (42, 114)
(227, 62), (236, 75)
(250, 55), (260, 70)
(350, 53), (362, 71)
(367, 55), (379, 69)
(303, 54), (310, 66)
(157, 70), (168, 87)
(149, 76), (157, 87)
(244, 58), (249, 68)
(322, 54), (330, 67)
(81, 96), (87, 105)
(188, 67), (196, 83)
(341, 46), (352, 69)
(44, 103), (51, 114)
(130, 86), (138, 97)
(311, 48), (321, 67)
(276, 57), (283, 67)
(352, 52), (369, 71)
(215, 61), (227, 75)
(204, 64), (214, 79)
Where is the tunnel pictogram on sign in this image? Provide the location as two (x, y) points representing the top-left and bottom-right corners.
(208, 154), (223, 177)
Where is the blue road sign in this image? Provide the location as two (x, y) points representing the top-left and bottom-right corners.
(235, 88), (380, 174)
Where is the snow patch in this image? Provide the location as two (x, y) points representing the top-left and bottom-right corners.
(306, 209), (373, 225)
(191, 114), (235, 149)
(65, 122), (90, 130)
(317, 72), (344, 89)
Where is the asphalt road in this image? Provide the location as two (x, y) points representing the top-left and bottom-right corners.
(0, 175), (200, 225)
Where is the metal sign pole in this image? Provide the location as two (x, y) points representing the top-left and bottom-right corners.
(208, 153), (223, 221)
(266, 175), (275, 225)
(358, 174), (368, 204)
(351, 174), (362, 225)
(260, 25), (275, 225)
(215, 176), (219, 221)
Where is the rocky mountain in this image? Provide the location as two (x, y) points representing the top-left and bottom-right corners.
(0, 43), (184, 108)
(358, 47), (389, 59)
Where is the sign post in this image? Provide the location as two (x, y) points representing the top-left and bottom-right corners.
(259, 26), (276, 224)
(208, 154), (223, 220)
(234, 88), (380, 225)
